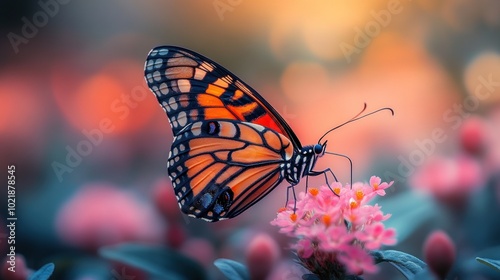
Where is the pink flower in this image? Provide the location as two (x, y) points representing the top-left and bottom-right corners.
(270, 208), (300, 236)
(56, 183), (164, 250)
(271, 177), (396, 278)
(338, 246), (377, 275)
(293, 238), (315, 258)
(411, 156), (483, 209)
(356, 223), (397, 250)
(369, 176), (392, 196)
(319, 226), (352, 252)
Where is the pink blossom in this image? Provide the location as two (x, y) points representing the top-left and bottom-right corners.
(411, 156), (483, 209)
(271, 177), (396, 278)
(293, 238), (315, 259)
(369, 176), (392, 196)
(356, 223), (397, 250)
(338, 246), (377, 275)
(56, 183), (164, 250)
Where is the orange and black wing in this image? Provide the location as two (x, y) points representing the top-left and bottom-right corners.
(168, 120), (294, 221)
(144, 46), (302, 150)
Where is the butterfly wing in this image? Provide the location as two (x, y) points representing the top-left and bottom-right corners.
(168, 119), (294, 221)
(144, 46), (302, 149)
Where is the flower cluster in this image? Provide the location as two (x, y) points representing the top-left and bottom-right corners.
(271, 176), (396, 278)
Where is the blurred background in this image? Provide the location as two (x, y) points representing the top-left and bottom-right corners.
(1, 0), (499, 279)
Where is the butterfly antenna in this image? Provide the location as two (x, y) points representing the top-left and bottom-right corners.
(318, 103), (394, 144)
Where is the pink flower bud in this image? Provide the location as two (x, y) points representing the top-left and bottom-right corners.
(460, 117), (486, 155)
(165, 223), (186, 248)
(180, 238), (215, 268)
(423, 230), (456, 279)
(246, 233), (281, 280)
(152, 178), (182, 222)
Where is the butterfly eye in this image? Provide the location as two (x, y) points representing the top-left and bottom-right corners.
(203, 121), (220, 135)
(313, 144), (323, 154)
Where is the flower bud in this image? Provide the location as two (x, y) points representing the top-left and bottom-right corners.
(460, 117), (486, 155)
(423, 230), (456, 279)
(246, 233), (281, 280)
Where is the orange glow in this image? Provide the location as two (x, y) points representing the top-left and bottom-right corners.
(51, 59), (157, 135)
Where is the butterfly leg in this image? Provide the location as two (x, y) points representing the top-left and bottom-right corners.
(308, 168), (339, 196)
(284, 185), (297, 211)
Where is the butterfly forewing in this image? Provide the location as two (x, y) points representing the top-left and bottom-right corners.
(144, 46), (302, 149)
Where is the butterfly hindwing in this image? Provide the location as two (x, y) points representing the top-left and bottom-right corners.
(144, 46), (302, 149)
(167, 119), (294, 221)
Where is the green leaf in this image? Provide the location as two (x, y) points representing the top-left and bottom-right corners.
(99, 243), (207, 280)
(476, 257), (500, 271)
(214, 259), (249, 280)
(372, 250), (427, 279)
(28, 263), (55, 280)
(378, 191), (436, 242)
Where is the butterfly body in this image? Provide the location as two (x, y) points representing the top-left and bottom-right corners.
(145, 46), (328, 222)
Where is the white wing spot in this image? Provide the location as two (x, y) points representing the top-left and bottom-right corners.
(146, 73), (153, 84)
(146, 59), (154, 71)
(154, 58), (163, 69)
(161, 101), (171, 113)
(192, 122), (202, 136)
(158, 48), (168, 56)
(169, 97), (178, 110)
(177, 111), (187, 127)
(153, 71), (161, 81)
(150, 49), (158, 56)
(159, 83), (169, 95)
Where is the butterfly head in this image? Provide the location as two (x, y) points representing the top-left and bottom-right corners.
(314, 141), (328, 157)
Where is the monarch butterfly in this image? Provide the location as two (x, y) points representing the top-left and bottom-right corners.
(144, 46), (392, 222)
